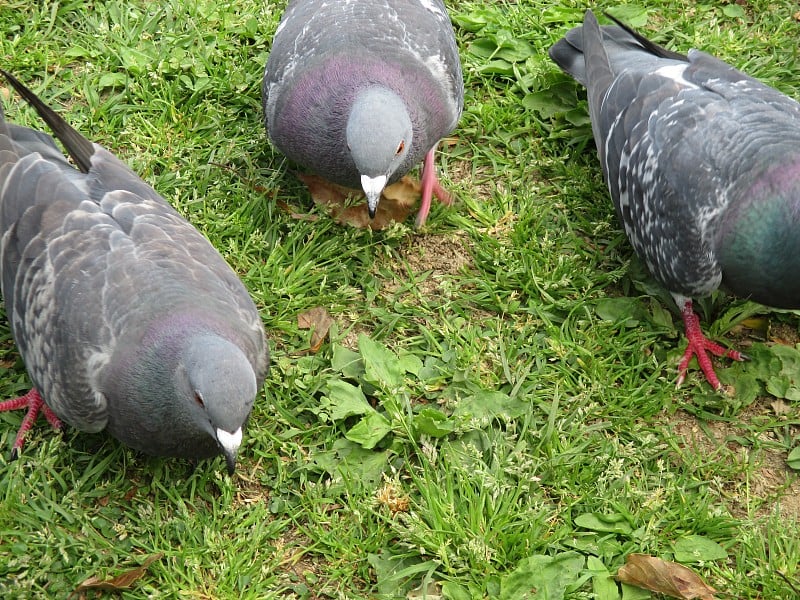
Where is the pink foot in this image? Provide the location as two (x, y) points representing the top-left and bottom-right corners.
(676, 299), (746, 390)
(0, 389), (62, 459)
(415, 147), (454, 228)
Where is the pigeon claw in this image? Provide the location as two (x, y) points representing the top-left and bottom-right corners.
(676, 300), (743, 392)
(676, 340), (726, 391)
(0, 388), (61, 458)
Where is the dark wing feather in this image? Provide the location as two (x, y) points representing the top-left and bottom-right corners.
(1, 69), (94, 173)
(0, 76), (267, 432)
(552, 10), (800, 299)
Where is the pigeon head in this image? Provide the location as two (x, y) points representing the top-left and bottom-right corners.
(346, 86), (413, 218)
(103, 320), (259, 474)
(180, 335), (258, 474)
(718, 162), (800, 308)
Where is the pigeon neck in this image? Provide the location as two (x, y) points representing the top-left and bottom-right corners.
(718, 158), (800, 308)
(102, 314), (255, 460)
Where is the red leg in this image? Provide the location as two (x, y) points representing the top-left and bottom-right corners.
(415, 147), (454, 228)
(676, 299), (745, 390)
(0, 389), (62, 459)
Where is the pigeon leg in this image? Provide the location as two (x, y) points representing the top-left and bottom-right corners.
(676, 299), (746, 390)
(0, 388), (63, 459)
(415, 147), (453, 228)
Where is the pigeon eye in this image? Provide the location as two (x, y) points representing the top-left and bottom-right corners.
(395, 141), (405, 155)
(194, 392), (205, 408)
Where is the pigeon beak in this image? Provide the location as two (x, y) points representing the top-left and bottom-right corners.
(216, 427), (243, 475)
(361, 174), (387, 219)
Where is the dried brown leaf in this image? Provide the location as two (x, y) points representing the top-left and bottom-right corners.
(771, 399), (792, 416)
(70, 553), (164, 597)
(616, 553), (718, 600)
(375, 480), (411, 515)
(297, 173), (419, 229)
(297, 306), (334, 353)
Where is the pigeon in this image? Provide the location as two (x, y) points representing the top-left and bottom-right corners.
(549, 11), (800, 390)
(262, 0), (464, 228)
(0, 70), (269, 473)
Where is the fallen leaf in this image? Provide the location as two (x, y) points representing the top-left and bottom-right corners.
(297, 173), (419, 229)
(616, 554), (718, 599)
(375, 479), (411, 515)
(70, 552), (164, 597)
(771, 399), (792, 416)
(737, 316), (769, 340)
(297, 307), (334, 353)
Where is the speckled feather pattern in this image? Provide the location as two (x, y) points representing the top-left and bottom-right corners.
(549, 16), (800, 307)
(262, 0), (463, 188)
(0, 103), (268, 458)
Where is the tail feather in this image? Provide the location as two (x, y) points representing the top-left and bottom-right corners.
(549, 11), (688, 87)
(580, 11), (616, 152)
(548, 26), (588, 85)
(0, 70), (94, 173)
(603, 12), (686, 61)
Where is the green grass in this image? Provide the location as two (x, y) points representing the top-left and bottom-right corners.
(2, 0), (800, 598)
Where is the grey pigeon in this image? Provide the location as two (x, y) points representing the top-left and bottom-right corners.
(262, 0), (464, 227)
(0, 71), (268, 473)
(549, 11), (800, 390)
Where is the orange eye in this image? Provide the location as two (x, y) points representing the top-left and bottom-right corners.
(194, 392), (205, 407)
(395, 141), (405, 155)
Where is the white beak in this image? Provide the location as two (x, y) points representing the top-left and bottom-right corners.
(361, 174), (388, 218)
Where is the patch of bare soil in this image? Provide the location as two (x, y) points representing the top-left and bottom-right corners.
(340, 322), (375, 352)
(446, 158), (498, 202)
(380, 231), (474, 300)
(668, 317), (800, 519)
(669, 405), (800, 519)
(402, 231), (472, 276)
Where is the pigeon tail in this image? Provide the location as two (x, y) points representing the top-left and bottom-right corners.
(603, 12), (687, 62)
(1, 70), (94, 173)
(548, 11), (686, 86)
(579, 11), (623, 162)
